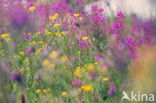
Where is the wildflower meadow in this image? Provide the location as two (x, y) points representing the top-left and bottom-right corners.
(0, 0), (156, 103)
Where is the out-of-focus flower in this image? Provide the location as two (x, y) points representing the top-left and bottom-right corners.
(49, 13), (59, 20)
(19, 51), (25, 55)
(71, 79), (82, 87)
(103, 77), (109, 81)
(24, 34), (31, 40)
(42, 59), (55, 68)
(81, 84), (93, 92)
(76, 38), (90, 48)
(74, 67), (83, 78)
(61, 92), (67, 96)
(93, 97), (98, 101)
(111, 21), (124, 33)
(43, 89), (48, 93)
(86, 63), (94, 71)
(0, 33), (10, 38)
(25, 47), (36, 54)
(116, 11), (125, 19)
(35, 89), (41, 93)
(9, 72), (23, 85)
(60, 55), (68, 63)
(90, 73), (98, 79)
(108, 85), (116, 96)
(94, 56), (101, 62)
(28, 6), (36, 12)
(82, 36), (89, 40)
(54, 23), (60, 27)
(49, 51), (59, 59)
(74, 13), (80, 17)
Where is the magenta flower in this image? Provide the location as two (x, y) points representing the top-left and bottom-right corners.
(9, 72), (23, 85)
(116, 11), (125, 19)
(90, 73), (98, 79)
(24, 34), (31, 40)
(25, 47), (36, 54)
(94, 56), (101, 62)
(71, 79), (82, 87)
(76, 38), (90, 48)
(108, 85), (116, 96)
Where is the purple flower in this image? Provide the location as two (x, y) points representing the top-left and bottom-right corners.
(108, 85), (116, 96)
(25, 47), (36, 54)
(116, 11), (125, 19)
(71, 79), (82, 87)
(90, 73), (98, 79)
(76, 38), (90, 48)
(111, 21), (124, 33)
(93, 97), (98, 101)
(9, 72), (23, 85)
(94, 56), (101, 62)
(24, 34), (31, 40)
(103, 62), (109, 67)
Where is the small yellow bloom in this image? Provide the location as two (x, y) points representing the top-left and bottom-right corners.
(61, 92), (67, 96)
(54, 23), (60, 27)
(55, 32), (59, 36)
(19, 51), (25, 55)
(49, 51), (59, 59)
(74, 67), (82, 78)
(36, 89), (41, 93)
(28, 6), (36, 12)
(1, 33), (10, 38)
(54, 13), (59, 17)
(82, 36), (89, 40)
(79, 17), (83, 20)
(49, 16), (56, 20)
(78, 51), (81, 55)
(47, 32), (52, 35)
(43, 89), (48, 93)
(42, 59), (55, 68)
(94, 62), (98, 64)
(32, 41), (36, 44)
(103, 77), (109, 81)
(87, 63), (94, 71)
(74, 13), (80, 17)
(61, 31), (65, 35)
(81, 85), (93, 92)
(60, 55), (68, 63)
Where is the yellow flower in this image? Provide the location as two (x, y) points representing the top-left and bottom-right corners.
(103, 77), (109, 81)
(36, 89), (41, 93)
(47, 32), (52, 35)
(78, 51), (81, 55)
(43, 89), (48, 93)
(1, 33), (10, 38)
(81, 85), (93, 92)
(55, 32), (59, 36)
(60, 55), (68, 63)
(54, 13), (59, 17)
(19, 51), (25, 55)
(61, 31), (65, 35)
(74, 67), (82, 78)
(28, 6), (36, 12)
(42, 59), (55, 68)
(94, 62), (98, 64)
(49, 16), (56, 20)
(86, 63), (94, 71)
(49, 51), (59, 59)
(79, 17), (83, 20)
(32, 41), (36, 44)
(82, 36), (89, 40)
(74, 13), (80, 17)
(61, 92), (67, 96)
(54, 23), (60, 27)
